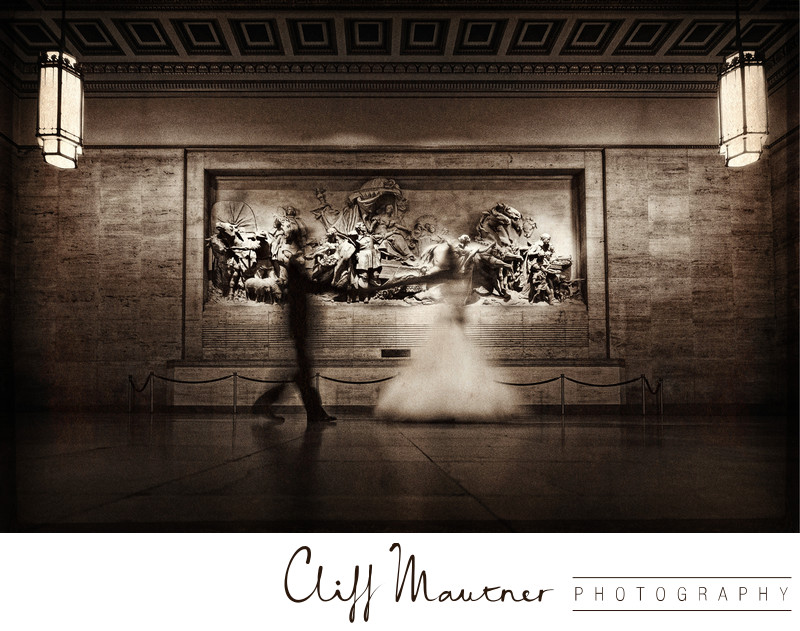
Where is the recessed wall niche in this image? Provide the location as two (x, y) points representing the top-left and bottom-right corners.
(184, 150), (608, 364)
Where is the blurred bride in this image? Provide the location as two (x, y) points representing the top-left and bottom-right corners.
(374, 238), (520, 421)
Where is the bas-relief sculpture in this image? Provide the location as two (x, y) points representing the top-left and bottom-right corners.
(205, 177), (582, 307)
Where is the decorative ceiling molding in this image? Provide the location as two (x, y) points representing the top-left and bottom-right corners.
(33, 0), (765, 10)
(76, 61), (721, 76)
(766, 34), (799, 90)
(54, 79), (722, 95)
(18, 61), (720, 95)
(2, 1), (795, 96)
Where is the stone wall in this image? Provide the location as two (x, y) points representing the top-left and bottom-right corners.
(13, 96), (720, 148)
(769, 130), (799, 412)
(13, 148), (184, 408)
(11, 144), (786, 410)
(1, 81), (14, 422)
(605, 148), (777, 408)
(0, 137), (13, 418)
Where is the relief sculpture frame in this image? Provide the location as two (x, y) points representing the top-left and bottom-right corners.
(183, 149), (608, 363)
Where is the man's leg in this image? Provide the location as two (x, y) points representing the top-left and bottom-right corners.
(252, 382), (288, 421)
(293, 349), (336, 424)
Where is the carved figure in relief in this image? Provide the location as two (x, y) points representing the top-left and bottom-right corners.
(353, 222), (384, 301)
(525, 233), (575, 304)
(476, 202), (523, 248)
(206, 221), (259, 299)
(253, 230), (272, 270)
(348, 177), (408, 223)
(368, 202), (416, 261)
(244, 267), (283, 304)
(521, 216), (538, 240)
(306, 227), (340, 285)
(310, 187), (348, 232)
(206, 222), (236, 297)
(411, 215), (448, 254)
(526, 232), (557, 303)
(269, 207), (306, 283)
(467, 241), (518, 301)
(331, 230), (358, 293)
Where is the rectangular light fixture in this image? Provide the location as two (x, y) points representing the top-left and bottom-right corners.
(718, 50), (768, 167)
(36, 51), (84, 169)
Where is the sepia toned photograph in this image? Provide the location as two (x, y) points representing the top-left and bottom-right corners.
(0, 0), (797, 534)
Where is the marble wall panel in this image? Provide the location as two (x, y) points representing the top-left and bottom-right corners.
(54, 316), (98, 363)
(687, 156), (731, 195)
(18, 199), (58, 235)
(647, 195), (691, 235)
(606, 147), (778, 407)
(13, 148), (185, 409)
(691, 326), (737, 360)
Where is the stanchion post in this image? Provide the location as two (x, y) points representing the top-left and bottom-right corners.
(641, 374), (646, 416)
(560, 373), (565, 417)
(127, 375), (133, 414)
(658, 377), (664, 416)
(149, 371), (154, 415)
(315, 372), (320, 392)
(233, 372), (238, 416)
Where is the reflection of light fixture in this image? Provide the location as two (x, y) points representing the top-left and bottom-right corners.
(717, 2), (768, 167)
(36, 1), (84, 169)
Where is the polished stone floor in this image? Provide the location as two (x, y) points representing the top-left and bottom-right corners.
(10, 411), (796, 532)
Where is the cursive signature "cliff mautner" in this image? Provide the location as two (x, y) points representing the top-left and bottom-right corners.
(283, 543), (553, 623)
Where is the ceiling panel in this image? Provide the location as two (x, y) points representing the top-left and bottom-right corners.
(112, 19), (178, 55)
(453, 19), (508, 55)
(345, 19), (392, 55)
(66, 19), (124, 56)
(506, 20), (565, 56)
(560, 19), (624, 55)
(229, 19), (284, 55)
(666, 20), (735, 56)
(400, 19), (450, 55)
(612, 19), (680, 56)
(171, 19), (231, 56)
(287, 18), (338, 55)
(1, 1), (795, 96)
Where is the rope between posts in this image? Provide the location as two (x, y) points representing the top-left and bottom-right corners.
(564, 376), (641, 388)
(129, 373), (151, 393)
(237, 375), (295, 384)
(319, 375), (397, 384)
(499, 376), (562, 387)
(643, 376), (662, 395)
(128, 372), (662, 393)
(152, 374), (234, 384)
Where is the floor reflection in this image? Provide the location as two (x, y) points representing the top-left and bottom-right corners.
(12, 411), (794, 532)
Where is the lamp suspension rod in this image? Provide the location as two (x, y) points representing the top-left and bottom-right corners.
(734, 0), (745, 58)
(56, 0), (67, 138)
(58, 0), (67, 57)
(735, 0), (749, 133)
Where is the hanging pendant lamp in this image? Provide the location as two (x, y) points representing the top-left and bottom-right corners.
(717, 2), (768, 167)
(36, 1), (84, 169)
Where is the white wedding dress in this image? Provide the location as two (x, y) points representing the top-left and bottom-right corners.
(375, 278), (520, 421)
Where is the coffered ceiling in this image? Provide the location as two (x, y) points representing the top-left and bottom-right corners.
(1, 0), (797, 96)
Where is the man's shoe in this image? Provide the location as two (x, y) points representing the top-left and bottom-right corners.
(308, 414), (337, 424)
